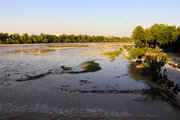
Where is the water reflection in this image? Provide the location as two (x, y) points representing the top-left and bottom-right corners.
(128, 62), (142, 82)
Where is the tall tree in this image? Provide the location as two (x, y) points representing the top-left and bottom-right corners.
(144, 29), (152, 47)
(150, 24), (169, 47)
(131, 25), (145, 47)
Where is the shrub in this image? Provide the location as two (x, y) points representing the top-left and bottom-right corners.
(69, 61), (101, 74)
(123, 45), (133, 51)
(104, 48), (123, 61)
(129, 48), (149, 59)
(142, 60), (165, 81)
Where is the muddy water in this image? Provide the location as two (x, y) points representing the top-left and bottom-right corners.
(0, 43), (180, 120)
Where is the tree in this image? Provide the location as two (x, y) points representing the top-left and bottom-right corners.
(150, 24), (169, 47)
(131, 25), (145, 47)
(9, 34), (20, 44)
(131, 24), (180, 54)
(20, 33), (28, 43)
(144, 29), (152, 47)
(0, 33), (4, 43)
(177, 26), (180, 31)
(0, 32), (129, 44)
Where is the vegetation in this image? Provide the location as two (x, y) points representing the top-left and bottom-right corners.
(131, 24), (180, 54)
(128, 47), (170, 81)
(104, 48), (123, 61)
(69, 61), (101, 74)
(142, 60), (165, 82)
(16, 70), (52, 81)
(131, 26), (145, 48)
(0, 33), (131, 44)
(129, 47), (172, 62)
(129, 47), (149, 59)
(123, 45), (133, 51)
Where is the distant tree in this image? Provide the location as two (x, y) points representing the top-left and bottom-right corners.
(69, 34), (75, 43)
(9, 34), (20, 44)
(0, 32), (129, 44)
(0, 33), (8, 43)
(121, 37), (130, 42)
(20, 33), (28, 43)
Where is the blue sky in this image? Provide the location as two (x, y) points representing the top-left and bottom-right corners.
(0, 0), (180, 37)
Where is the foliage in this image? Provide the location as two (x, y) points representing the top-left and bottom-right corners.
(0, 33), (132, 44)
(144, 29), (153, 47)
(131, 26), (145, 47)
(129, 47), (173, 63)
(134, 40), (143, 48)
(142, 60), (165, 82)
(69, 61), (101, 74)
(123, 45), (133, 51)
(129, 47), (149, 59)
(131, 24), (180, 54)
(104, 48), (123, 61)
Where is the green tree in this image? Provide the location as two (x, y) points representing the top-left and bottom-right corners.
(150, 24), (168, 47)
(131, 25), (145, 47)
(144, 29), (152, 47)
(20, 33), (28, 43)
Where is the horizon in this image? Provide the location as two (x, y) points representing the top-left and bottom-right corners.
(0, 0), (180, 37)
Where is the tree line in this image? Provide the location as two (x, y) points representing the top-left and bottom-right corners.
(0, 33), (131, 44)
(131, 24), (180, 54)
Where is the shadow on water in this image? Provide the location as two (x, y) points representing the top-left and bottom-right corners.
(128, 62), (143, 82)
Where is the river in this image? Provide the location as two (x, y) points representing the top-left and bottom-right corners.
(0, 43), (180, 120)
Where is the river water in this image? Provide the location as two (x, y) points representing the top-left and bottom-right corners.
(0, 43), (180, 120)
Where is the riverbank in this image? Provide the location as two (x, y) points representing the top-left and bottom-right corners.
(129, 62), (180, 107)
(0, 42), (134, 47)
(121, 46), (180, 107)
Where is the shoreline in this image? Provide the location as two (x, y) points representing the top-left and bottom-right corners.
(130, 61), (180, 108)
(0, 42), (134, 47)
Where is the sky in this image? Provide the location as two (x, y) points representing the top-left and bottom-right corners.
(0, 0), (180, 37)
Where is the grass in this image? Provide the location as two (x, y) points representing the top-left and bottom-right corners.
(68, 61), (101, 74)
(104, 48), (123, 61)
(123, 45), (134, 51)
(16, 70), (52, 81)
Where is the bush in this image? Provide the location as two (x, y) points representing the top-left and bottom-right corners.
(123, 45), (133, 51)
(69, 61), (101, 74)
(135, 40), (143, 48)
(130, 47), (174, 63)
(129, 48), (149, 59)
(104, 48), (123, 61)
(142, 60), (165, 82)
(166, 57), (174, 62)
